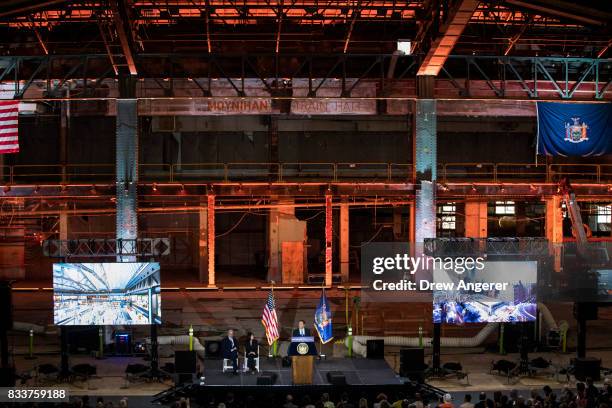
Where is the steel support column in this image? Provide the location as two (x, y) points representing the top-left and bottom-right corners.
(116, 98), (138, 262)
(60, 100), (69, 183)
(546, 196), (563, 272)
(198, 202), (209, 284)
(340, 198), (349, 283)
(268, 116), (279, 181)
(325, 193), (333, 287)
(268, 204), (281, 283)
(59, 210), (68, 241)
(207, 195), (216, 287)
(413, 98), (437, 245)
(414, 81), (438, 373)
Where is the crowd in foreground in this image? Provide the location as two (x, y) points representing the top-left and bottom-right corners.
(0, 378), (610, 408)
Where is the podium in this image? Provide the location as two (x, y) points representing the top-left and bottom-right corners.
(291, 355), (314, 384)
(288, 336), (317, 385)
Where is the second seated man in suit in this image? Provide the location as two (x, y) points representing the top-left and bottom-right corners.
(222, 329), (239, 375)
(292, 320), (311, 337)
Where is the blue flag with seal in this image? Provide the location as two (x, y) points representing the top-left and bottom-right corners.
(314, 288), (333, 344)
(537, 102), (612, 157)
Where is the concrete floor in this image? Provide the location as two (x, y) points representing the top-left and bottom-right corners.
(411, 349), (612, 391)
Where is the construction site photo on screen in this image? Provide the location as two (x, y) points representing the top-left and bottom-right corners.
(53, 262), (161, 326)
(433, 261), (537, 324)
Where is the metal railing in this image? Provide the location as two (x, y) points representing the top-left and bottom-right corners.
(0, 162), (611, 184)
(438, 163), (612, 184)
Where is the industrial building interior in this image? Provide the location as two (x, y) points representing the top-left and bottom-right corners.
(0, 0), (610, 406)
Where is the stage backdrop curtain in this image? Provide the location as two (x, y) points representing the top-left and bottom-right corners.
(537, 102), (612, 157)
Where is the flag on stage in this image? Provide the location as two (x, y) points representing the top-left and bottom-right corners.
(314, 288), (333, 344)
(0, 101), (19, 154)
(537, 102), (612, 157)
(261, 288), (279, 345)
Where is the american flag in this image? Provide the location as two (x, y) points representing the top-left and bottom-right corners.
(0, 101), (19, 154)
(261, 289), (279, 345)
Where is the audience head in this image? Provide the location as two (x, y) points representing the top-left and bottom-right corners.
(376, 393), (388, 402)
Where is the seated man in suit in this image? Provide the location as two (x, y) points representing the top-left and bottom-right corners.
(292, 320), (311, 337)
(221, 329), (239, 375)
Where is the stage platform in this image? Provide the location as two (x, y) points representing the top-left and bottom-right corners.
(203, 357), (403, 386)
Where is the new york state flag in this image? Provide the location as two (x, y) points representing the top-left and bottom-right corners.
(314, 288), (334, 344)
(537, 102), (612, 157)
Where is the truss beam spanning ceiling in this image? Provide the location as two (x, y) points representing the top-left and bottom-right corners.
(110, 0), (138, 75)
(504, 0), (611, 27)
(0, 1), (609, 62)
(417, 0), (479, 76)
(1, 55), (610, 101)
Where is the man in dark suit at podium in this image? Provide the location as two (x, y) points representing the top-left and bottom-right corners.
(221, 329), (239, 374)
(292, 320), (311, 337)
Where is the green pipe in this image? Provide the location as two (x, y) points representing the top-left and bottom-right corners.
(418, 325), (423, 348)
(28, 329), (34, 359)
(98, 327), (104, 359)
(347, 326), (353, 358)
(499, 323), (505, 355)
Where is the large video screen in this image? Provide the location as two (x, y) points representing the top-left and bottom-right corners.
(53, 263), (161, 326)
(433, 261), (537, 324)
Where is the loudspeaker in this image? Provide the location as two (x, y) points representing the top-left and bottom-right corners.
(366, 340), (384, 359)
(574, 357), (601, 381)
(0, 366), (15, 387)
(574, 303), (598, 321)
(67, 327), (99, 353)
(256, 372), (277, 385)
(400, 348), (426, 382)
(175, 351), (197, 374)
(400, 348), (425, 372)
(0, 282), (13, 331)
(326, 371), (347, 385)
(502, 323), (536, 353)
(177, 373), (194, 385)
(204, 340), (222, 358)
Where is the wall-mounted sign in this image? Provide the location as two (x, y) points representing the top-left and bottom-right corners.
(139, 98), (274, 115)
(291, 98), (377, 115)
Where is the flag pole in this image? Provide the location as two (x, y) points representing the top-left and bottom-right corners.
(271, 280), (278, 358)
(319, 279), (326, 359)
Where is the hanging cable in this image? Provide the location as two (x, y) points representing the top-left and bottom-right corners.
(215, 211), (251, 238)
(350, 225), (385, 248)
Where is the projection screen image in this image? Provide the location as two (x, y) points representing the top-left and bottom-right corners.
(433, 261), (537, 324)
(53, 263), (161, 326)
